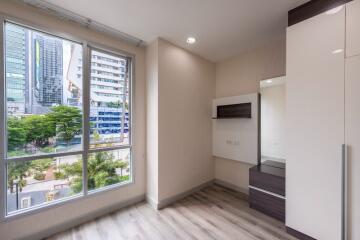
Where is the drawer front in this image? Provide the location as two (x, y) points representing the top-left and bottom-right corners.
(249, 188), (285, 222)
(249, 170), (285, 196)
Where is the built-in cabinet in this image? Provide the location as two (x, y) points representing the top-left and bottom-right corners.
(346, 0), (360, 57)
(286, 1), (360, 239)
(345, 55), (360, 240)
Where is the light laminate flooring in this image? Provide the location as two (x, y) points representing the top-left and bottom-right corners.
(47, 185), (297, 240)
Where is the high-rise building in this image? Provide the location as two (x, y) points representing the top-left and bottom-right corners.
(5, 23), (29, 115)
(90, 50), (129, 141)
(66, 48), (129, 142)
(31, 32), (63, 114)
(65, 44), (83, 108)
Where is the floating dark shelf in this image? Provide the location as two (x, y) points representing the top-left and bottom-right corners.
(215, 102), (252, 119)
(212, 115), (251, 119)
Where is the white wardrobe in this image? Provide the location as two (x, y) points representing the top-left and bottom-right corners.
(286, 1), (360, 239)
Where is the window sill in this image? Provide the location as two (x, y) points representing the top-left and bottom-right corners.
(2, 179), (134, 223)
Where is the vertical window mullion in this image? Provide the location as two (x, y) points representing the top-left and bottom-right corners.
(0, 17), (6, 220)
(127, 57), (132, 147)
(82, 42), (90, 196)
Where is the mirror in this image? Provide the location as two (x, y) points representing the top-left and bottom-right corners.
(260, 76), (286, 163)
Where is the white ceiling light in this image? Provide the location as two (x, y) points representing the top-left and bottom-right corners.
(266, 80), (273, 83)
(326, 5), (343, 15)
(186, 37), (196, 44)
(332, 49), (343, 54)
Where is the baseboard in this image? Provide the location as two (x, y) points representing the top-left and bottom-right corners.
(286, 226), (317, 240)
(146, 195), (158, 210)
(214, 178), (249, 195)
(24, 194), (145, 240)
(147, 180), (214, 210)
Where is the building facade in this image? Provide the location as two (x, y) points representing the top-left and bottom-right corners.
(5, 23), (29, 115)
(31, 32), (63, 114)
(90, 50), (129, 143)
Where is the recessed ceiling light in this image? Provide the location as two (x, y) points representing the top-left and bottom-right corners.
(266, 80), (273, 83)
(326, 5), (343, 15)
(332, 49), (343, 54)
(186, 37), (196, 44)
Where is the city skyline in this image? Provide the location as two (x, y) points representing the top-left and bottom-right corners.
(5, 22), (130, 146)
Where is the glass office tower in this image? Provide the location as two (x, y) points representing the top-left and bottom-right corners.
(5, 23), (29, 115)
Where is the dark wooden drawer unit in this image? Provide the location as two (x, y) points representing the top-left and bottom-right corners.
(249, 160), (285, 222)
(249, 188), (285, 222)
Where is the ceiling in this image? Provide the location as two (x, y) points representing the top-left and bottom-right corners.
(38, 0), (309, 62)
(260, 76), (286, 88)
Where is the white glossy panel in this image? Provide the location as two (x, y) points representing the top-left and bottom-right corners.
(286, 9), (345, 240)
(345, 55), (360, 240)
(346, 0), (360, 57)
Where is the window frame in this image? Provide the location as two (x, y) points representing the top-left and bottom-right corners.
(0, 14), (135, 221)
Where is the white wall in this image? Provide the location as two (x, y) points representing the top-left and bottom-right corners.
(0, 2), (146, 239)
(146, 38), (215, 204)
(145, 40), (159, 205)
(261, 83), (286, 161)
(215, 38), (286, 192)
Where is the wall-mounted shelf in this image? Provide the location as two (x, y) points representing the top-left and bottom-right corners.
(214, 102), (251, 119)
(212, 93), (259, 164)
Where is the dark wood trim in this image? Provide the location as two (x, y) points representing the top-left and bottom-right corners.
(288, 0), (353, 26)
(286, 227), (317, 240)
(257, 93), (261, 164)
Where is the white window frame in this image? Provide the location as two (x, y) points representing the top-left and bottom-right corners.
(0, 14), (135, 221)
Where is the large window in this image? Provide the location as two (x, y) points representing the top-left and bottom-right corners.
(1, 21), (133, 217)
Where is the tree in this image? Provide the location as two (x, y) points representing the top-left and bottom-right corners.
(47, 106), (82, 146)
(117, 161), (129, 177)
(7, 117), (27, 151)
(23, 115), (55, 147)
(60, 151), (128, 193)
(59, 159), (83, 193)
(7, 161), (31, 193)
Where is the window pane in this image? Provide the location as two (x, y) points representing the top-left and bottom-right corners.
(90, 50), (129, 148)
(6, 155), (82, 214)
(5, 23), (83, 158)
(87, 149), (131, 191)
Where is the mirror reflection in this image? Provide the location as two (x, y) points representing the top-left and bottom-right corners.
(260, 76), (286, 163)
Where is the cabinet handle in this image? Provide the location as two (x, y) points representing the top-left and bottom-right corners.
(341, 144), (348, 240)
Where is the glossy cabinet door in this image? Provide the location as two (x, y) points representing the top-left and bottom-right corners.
(286, 8), (345, 240)
(346, 0), (360, 57)
(345, 55), (360, 240)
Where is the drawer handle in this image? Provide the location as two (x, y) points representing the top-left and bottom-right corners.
(249, 185), (286, 200)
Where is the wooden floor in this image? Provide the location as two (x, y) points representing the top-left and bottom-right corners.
(47, 185), (296, 240)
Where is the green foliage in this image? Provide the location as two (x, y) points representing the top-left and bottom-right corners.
(47, 106), (82, 146)
(33, 172), (45, 181)
(60, 151), (129, 193)
(54, 171), (66, 180)
(7, 150), (27, 158)
(59, 160), (82, 193)
(31, 158), (53, 181)
(7, 161), (31, 193)
(106, 101), (129, 110)
(119, 175), (130, 182)
(23, 115), (55, 147)
(7, 117), (27, 151)
(7, 105), (82, 154)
